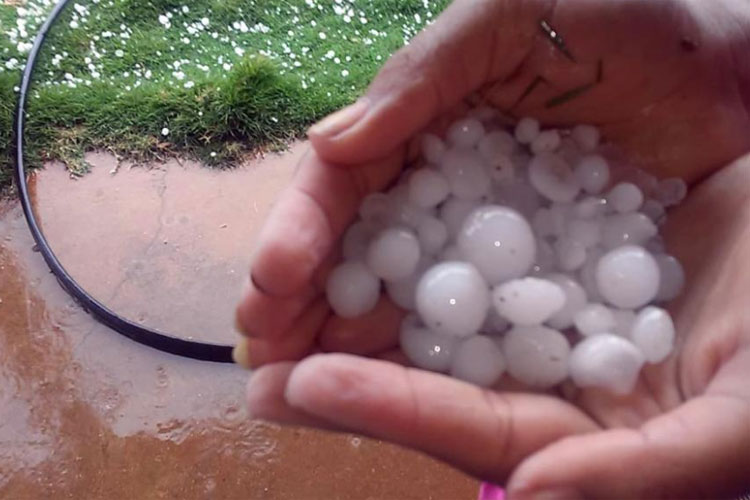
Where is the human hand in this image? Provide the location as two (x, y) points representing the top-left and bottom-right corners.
(236, 0), (750, 496)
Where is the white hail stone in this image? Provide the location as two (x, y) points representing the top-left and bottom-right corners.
(457, 205), (537, 285)
(596, 245), (660, 309)
(569, 334), (645, 395)
(326, 260), (381, 318)
(503, 325), (571, 389)
(416, 261), (490, 337)
(492, 277), (566, 326)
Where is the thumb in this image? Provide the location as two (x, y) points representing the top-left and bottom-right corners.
(308, 0), (548, 165)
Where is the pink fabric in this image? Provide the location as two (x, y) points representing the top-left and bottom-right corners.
(478, 482), (505, 500)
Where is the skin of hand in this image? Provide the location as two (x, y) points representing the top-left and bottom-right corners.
(235, 0), (750, 497)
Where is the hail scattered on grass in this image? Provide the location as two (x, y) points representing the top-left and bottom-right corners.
(0, 0), (447, 187)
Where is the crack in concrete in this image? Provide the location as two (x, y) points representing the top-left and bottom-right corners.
(106, 168), (170, 307)
(72, 322), (99, 352)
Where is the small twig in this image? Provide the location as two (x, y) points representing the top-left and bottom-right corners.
(545, 83), (596, 108)
(544, 59), (603, 108)
(539, 20), (576, 62)
(512, 75), (547, 110)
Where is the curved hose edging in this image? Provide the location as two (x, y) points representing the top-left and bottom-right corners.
(13, 0), (234, 363)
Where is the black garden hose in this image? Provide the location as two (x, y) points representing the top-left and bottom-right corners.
(12, 0), (234, 363)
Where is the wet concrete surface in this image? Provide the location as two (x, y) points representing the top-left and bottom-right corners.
(29, 146), (307, 345)
(0, 145), (478, 499)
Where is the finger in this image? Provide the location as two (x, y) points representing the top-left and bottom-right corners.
(234, 297), (330, 368)
(237, 149), (404, 339)
(308, 0), (549, 165)
(248, 149), (403, 298)
(319, 295), (403, 355)
(283, 354), (598, 482)
(507, 394), (750, 499)
(235, 276), (317, 338)
(245, 362), (340, 431)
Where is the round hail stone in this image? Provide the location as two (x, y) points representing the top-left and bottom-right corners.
(421, 133), (447, 165)
(416, 262), (490, 337)
(400, 315), (457, 372)
(528, 152), (581, 203)
(574, 197), (608, 219)
(366, 227), (421, 281)
(607, 182), (644, 214)
(530, 129), (561, 154)
(492, 277), (566, 326)
(503, 326), (571, 389)
(446, 118), (486, 148)
(416, 216), (449, 255)
(654, 254), (685, 302)
(571, 124), (600, 152)
(408, 168), (451, 208)
(555, 237), (587, 271)
(479, 130), (516, 162)
(545, 273), (588, 330)
(326, 260), (380, 318)
(574, 303), (617, 336)
(630, 306), (676, 363)
(514, 117), (540, 144)
(457, 205), (537, 285)
(342, 221), (371, 260)
(575, 155), (610, 194)
(655, 178), (688, 207)
(441, 148), (491, 200)
(601, 213), (658, 249)
(385, 256), (434, 310)
(596, 245), (660, 309)
(391, 199), (431, 230)
(569, 334), (645, 395)
(450, 335), (506, 387)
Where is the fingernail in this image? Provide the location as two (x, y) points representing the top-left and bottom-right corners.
(308, 98), (369, 138)
(232, 337), (253, 369)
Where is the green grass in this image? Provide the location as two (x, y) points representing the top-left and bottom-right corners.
(0, 0), (449, 189)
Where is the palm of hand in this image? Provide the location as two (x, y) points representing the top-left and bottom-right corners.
(236, 0), (750, 496)
(479, 0), (750, 182)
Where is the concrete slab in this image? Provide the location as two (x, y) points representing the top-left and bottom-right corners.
(0, 146), (478, 499)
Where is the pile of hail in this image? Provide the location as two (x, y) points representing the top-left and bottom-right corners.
(326, 110), (687, 395)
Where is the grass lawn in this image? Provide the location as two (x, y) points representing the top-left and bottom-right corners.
(0, 0), (449, 189)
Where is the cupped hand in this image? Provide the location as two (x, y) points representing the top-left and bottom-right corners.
(236, 0), (750, 497)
